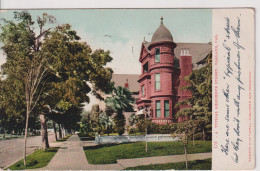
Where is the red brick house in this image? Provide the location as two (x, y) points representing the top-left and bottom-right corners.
(136, 17), (211, 125)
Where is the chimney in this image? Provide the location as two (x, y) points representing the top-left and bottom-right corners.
(125, 79), (129, 89)
(179, 48), (192, 94)
(179, 48), (192, 77)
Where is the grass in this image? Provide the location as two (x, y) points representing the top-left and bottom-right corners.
(84, 140), (211, 164)
(0, 134), (24, 141)
(128, 132), (145, 136)
(101, 133), (119, 136)
(55, 134), (71, 142)
(8, 147), (59, 170)
(125, 159), (212, 170)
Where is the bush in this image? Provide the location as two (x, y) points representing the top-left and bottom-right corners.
(113, 114), (126, 135)
(128, 127), (138, 135)
(136, 119), (177, 134)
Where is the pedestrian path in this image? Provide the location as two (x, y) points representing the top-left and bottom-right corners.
(43, 135), (89, 170)
(43, 134), (212, 170)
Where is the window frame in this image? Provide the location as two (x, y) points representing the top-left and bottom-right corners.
(155, 73), (161, 90)
(155, 48), (160, 63)
(155, 100), (161, 118)
(164, 100), (170, 118)
(143, 62), (149, 73)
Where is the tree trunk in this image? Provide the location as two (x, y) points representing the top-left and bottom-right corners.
(61, 126), (64, 138)
(203, 128), (205, 141)
(58, 124), (62, 139)
(40, 114), (49, 150)
(24, 109), (29, 166)
(184, 145), (188, 170)
(3, 128), (6, 138)
(53, 121), (58, 141)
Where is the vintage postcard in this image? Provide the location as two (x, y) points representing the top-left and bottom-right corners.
(0, 8), (255, 170)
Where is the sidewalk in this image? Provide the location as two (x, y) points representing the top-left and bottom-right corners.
(43, 134), (212, 170)
(43, 135), (89, 170)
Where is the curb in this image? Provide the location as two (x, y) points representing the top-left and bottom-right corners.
(3, 149), (38, 170)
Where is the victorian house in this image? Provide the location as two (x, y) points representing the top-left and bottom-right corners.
(136, 17), (211, 125)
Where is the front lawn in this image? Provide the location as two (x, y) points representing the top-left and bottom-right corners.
(84, 140), (211, 164)
(125, 159), (212, 170)
(8, 147), (59, 170)
(55, 134), (71, 142)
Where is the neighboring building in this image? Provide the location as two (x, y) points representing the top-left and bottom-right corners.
(98, 74), (139, 111)
(136, 17), (211, 125)
(97, 74), (139, 127)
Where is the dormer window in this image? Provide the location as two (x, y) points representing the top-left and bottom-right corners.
(155, 48), (160, 63)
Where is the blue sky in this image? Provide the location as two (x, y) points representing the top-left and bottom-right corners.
(0, 9), (212, 75)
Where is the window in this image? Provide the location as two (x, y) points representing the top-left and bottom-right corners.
(141, 86), (145, 96)
(155, 73), (160, 90)
(156, 101), (161, 118)
(143, 62), (148, 73)
(164, 100), (170, 117)
(155, 48), (160, 63)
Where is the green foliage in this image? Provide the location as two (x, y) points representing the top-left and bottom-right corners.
(113, 113), (126, 135)
(128, 113), (138, 126)
(105, 86), (135, 135)
(105, 86), (135, 113)
(134, 117), (177, 134)
(99, 112), (113, 135)
(175, 52), (212, 140)
(84, 141), (212, 164)
(8, 147), (59, 170)
(0, 11), (114, 136)
(125, 159), (212, 170)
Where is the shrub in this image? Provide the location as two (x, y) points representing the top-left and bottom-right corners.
(129, 127), (138, 135)
(113, 114), (126, 135)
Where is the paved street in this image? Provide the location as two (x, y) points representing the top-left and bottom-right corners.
(0, 133), (55, 168)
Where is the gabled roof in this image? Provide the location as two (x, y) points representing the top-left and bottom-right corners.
(143, 42), (151, 52)
(140, 42), (211, 68)
(111, 74), (140, 92)
(174, 43), (212, 64)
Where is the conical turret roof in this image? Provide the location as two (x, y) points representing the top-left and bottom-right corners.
(151, 17), (173, 43)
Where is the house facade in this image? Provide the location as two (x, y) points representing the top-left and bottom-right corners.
(136, 17), (211, 125)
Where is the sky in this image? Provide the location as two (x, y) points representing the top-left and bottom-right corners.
(0, 9), (212, 110)
(0, 9), (212, 74)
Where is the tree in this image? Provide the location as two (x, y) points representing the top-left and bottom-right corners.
(0, 77), (26, 137)
(105, 86), (135, 135)
(99, 112), (113, 135)
(80, 110), (92, 135)
(175, 51), (212, 141)
(172, 123), (191, 170)
(0, 11), (114, 166)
